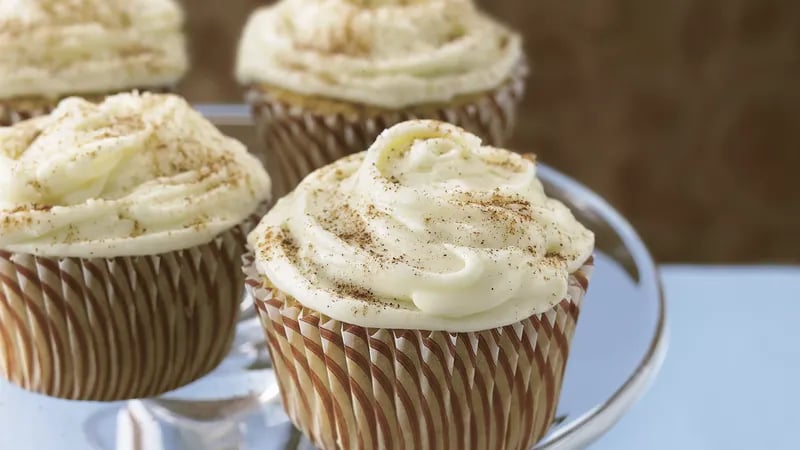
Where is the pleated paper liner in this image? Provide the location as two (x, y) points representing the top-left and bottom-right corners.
(0, 86), (174, 126)
(246, 61), (528, 198)
(0, 217), (258, 401)
(244, 255), (593, 450)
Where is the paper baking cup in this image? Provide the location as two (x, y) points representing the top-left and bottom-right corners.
(0, 86), (174, 126)
(0, 99), (55, 126)
(247, 63), (528, 197)
(244, 255), (592, 450)
(0, 220), (253, 401)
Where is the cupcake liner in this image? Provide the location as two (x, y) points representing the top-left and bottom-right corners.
(247, 62), (528, 197)
(244, 255), (593, 450)
(0, 98), (55, 126)
(0, 214), (260, 401)
(0, 86), (174, 126)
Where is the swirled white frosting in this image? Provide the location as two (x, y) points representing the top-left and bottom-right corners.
(0, 0), (187, 99)
(236, 0), (523, 109)
(249, 120), (593, 331)
(0, 92), (272, 257)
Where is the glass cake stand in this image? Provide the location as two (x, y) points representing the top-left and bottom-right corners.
(0, 106), (667, 450)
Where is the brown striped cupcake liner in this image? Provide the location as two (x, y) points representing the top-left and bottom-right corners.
(0, 86), (174, 126)
(244, 255), (593, 450)
(247, 62), (528, 198)
(0, 97), (55, 126)
(0, 213), (262, 401)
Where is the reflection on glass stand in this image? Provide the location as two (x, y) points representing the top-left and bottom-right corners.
(84, 105), (667, 450)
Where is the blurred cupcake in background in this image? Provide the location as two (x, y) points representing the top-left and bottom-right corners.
(244, 120), (593, 450)
(0, 92), (271, 401)
(237, 0), (527, 196)
(0, 0), (188, 125)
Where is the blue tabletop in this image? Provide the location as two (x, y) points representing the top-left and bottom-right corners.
(593, 265), (800, 450)
(2, 266), (799, 450)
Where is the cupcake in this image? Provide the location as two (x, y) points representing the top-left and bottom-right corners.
(0, 0), (188, 126)
(0, 92), (272, 401)
(237, 0), (527, 197)
(244, 120), (594, 449)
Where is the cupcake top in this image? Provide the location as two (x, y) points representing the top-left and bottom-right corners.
(0, 0), (188, 99)
(0, 92), (272, 258)
(249, 120), (593, 332)
(236, 0), (523, 109)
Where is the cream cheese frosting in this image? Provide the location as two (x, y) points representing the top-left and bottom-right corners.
(249, 120), (593, 332)
(0, 92), (272, 257)
(236, 0), (523, 109)
(0, 0), (188, 99)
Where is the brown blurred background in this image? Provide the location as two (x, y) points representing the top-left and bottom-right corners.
(177, 0), (800, 264)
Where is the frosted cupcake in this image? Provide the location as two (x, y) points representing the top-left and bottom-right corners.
(0, 93), (271, 401)
(244, 120), (594, 449)
(237, 0), (527, 197)
(0, 0), (188, 126)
